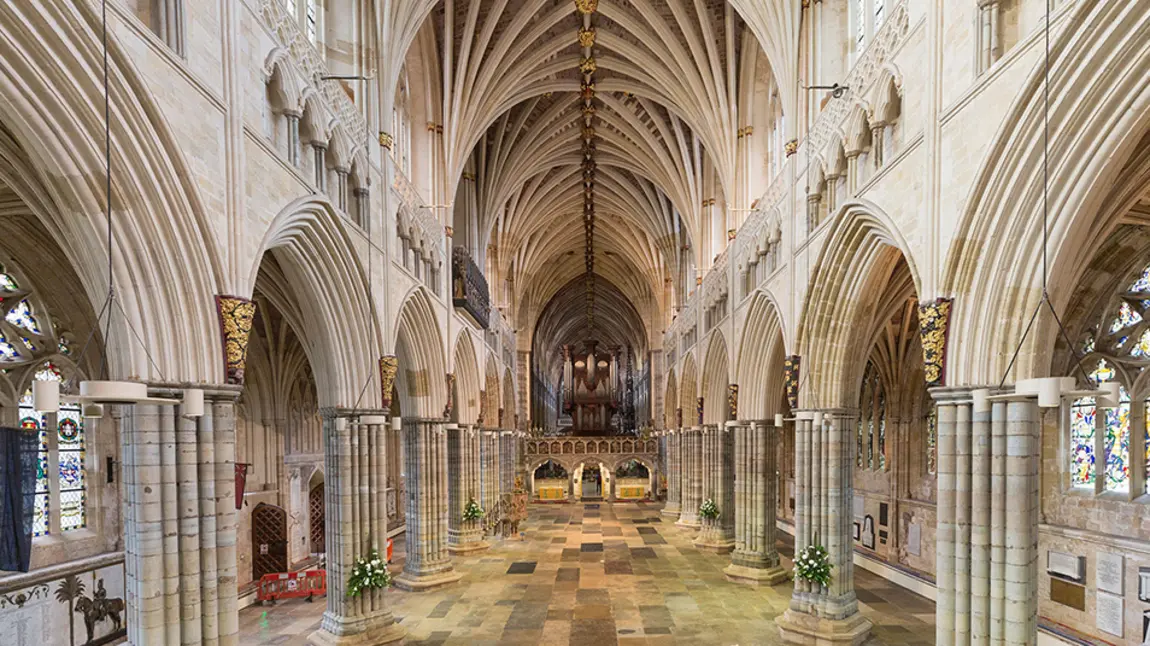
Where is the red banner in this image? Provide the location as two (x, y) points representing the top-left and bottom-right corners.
(235, 463), (249, 510)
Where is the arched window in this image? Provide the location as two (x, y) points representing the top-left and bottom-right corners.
(0, 260), (88, 537)
(857, 362), (885, 471)
(1070, 262), (1150, 494)
(19, 362), (87, 536)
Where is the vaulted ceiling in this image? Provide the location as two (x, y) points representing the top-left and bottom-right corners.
(387, 0), (797, 363)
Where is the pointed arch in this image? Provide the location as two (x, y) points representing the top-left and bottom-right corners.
(678, 352), (698, 425)
(395, 288), (447, 419)
(798, 200), (922, 407)
(249, 196), (379, 408)
(736, 290), (788, 420)
(700, 331), (731, 425)
(452, 329), (482, 424)
(663, 368), (678, 428)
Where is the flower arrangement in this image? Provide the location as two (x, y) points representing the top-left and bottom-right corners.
(347, 549), (390, 597)
(793, 543), (833, 588)
(463, 497), (485, 522)
(698, 498), (720, 520)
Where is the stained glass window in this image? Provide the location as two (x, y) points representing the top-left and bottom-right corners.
(1108, 301), (1141, 334)
(875, 0), (886, 28)
(1103, 386), (1130, 492)
(877, 391), (887, 470)
(20, 392), (48, 537)
(1131, 329), (1150, 357)
(1130, 265), (1150, 292)
(58, 404), (85, 532)
(20, 367), (86, 537)
(0, 271), (17, 291)
(6, 299), (39, 334)
(1070, 396), (1095, 487)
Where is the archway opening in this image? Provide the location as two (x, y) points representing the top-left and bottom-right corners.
(614, 459), (652, 500)
(532, 459), (570, 502)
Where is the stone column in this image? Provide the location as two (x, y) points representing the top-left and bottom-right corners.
(934, 390), (1039, 645)
(120, 388), (242, 646)
(676, 427), (702, 529)
(662, 429), (681, 517)
(778, 411), (872, 645)
(393, 419), (462, 591)
(310, 412), (404, 645)
(286, 113), (301, 167)
(448, 424), (488, 554)
(480, 430), (500, 532)
(696, 423), (735, 553)
(725, 420), (788, 585)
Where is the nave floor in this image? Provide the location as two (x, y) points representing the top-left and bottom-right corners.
(239, 502), (935, 645)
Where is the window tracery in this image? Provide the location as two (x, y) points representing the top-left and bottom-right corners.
(1070, 262), (1150, 494)
(857, 361), (885, 471)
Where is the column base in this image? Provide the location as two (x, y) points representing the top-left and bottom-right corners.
(694, 537), (735, 554)
(308, 618), (406, 646)
(723, 563), (790, 586)
(392, 568), (462, 592)
(661, 502), (681, 517)
(775, 608), (872, 646)
(447, 540), (490, 555)
(675, 513), (700, 530)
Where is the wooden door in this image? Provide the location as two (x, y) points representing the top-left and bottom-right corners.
(252, 503), (288, 580)
(309, 483), (325, 553)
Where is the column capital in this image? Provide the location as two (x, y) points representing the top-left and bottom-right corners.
(929, 385), (1003, 403)
(145, 382), (243, 401)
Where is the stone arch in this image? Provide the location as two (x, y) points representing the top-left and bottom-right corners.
(483, 353), (500, 427)
(679, 352), (698, 425)
(942, 0), (1150, 386)
(395, 287), (447, 418)
(736, 290), (788, 420)
(451, 329), (482, 424)
(502, 367), (516, 428)
(700, 331), (731, 425)
(249, 196), (379, 408)
(0, 3), (225, 382)
(798, 200), (922, 407)
(663, 368), (678, 428)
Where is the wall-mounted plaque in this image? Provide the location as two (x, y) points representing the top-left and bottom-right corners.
(1139, 567), (1150, 602)
(1097, 552), (1125, 595)
(1142, 609), (1150, 645)
(879, 502), (889, 526)
(1096, 590), (1123, 638)
(879, 530), (888, 545)
(853, 522), (861, 541)
(907, 523), (922, 557)
(1047, 551), (1086, 583)
(1049, 578), (1086, 611)
(862, 516), (875, 550)
(790, 497), (795, 510)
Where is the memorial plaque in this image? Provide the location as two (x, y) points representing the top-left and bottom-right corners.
(1139, 567), (1150, 602)
(1049, 578), (1085, 611)
(907, 523), (922, 557)
(852, 522), (860, 541)
(1096, 590), (1123, 638)
(879, 502), (888, 526)
(862, 516), (875, 550)
(1047, 550), (1086, 583)
(1097, 551), (1125, 595)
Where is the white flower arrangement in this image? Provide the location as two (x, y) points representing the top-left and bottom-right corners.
(698, 498), (720, 520)
(347, 549), (391, 597)
(463, 497), (485, 522)
(793, 543), (833, 588)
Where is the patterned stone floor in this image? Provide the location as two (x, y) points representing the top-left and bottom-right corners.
(239, 502), (935, 645)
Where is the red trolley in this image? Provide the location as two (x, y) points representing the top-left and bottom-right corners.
(256, 569), (326, 605)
